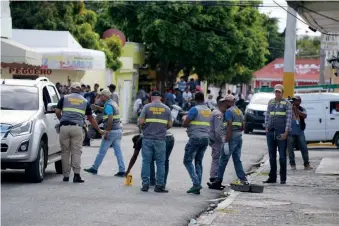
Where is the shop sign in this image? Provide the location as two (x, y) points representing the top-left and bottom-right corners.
(42, 56), (94, 70)
(9, 68), (52, 75)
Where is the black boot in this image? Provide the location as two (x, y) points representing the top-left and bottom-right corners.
(154, 185), (169, 193)
(263, 178), (276, 184)
(209, 177), (216, 183)
(207, 181), (224, 190)
(73, 174), (85, 183)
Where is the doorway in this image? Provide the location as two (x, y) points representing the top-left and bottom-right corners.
(120, 80), (132, 124)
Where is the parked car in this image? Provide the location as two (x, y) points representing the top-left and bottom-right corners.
(1, 77), (62, 182)
(244, 92), (274, 134)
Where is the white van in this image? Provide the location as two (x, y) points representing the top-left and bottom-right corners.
(298, 93), (339, 148)
(245, 92), (339, 148)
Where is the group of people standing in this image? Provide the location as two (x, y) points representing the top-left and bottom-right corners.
(54, 81), (311, 194)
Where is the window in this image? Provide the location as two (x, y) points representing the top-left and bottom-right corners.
(42, 87), (52, 111)
(0, 85), (39, 110)
(330, 101), (339, 115)
(47, 85), (59, 103)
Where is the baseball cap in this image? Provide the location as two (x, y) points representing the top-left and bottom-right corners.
(151, 90), (161, 97)
(218, 94), (235, 102)
(100, 89), (112, 97)
(274, 84), (284, 92)
(71, 82), (81, 89)
(292, 95), (301, 101)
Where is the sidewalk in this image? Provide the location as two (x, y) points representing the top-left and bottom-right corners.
(198, 150), (339, 226)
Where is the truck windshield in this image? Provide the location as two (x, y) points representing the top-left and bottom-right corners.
(0, 85), (39, 110)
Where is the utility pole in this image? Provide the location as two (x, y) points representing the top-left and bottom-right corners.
(283, 6), (297, 98)
(319, 48), (326, 84)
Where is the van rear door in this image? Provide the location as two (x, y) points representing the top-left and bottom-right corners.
(303, 102), (327, 142)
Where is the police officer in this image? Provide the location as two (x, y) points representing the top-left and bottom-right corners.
(183, 92), (211, 195)
(264, 84), (292, 184)
(138, 90), (173, 193)
(208, 100), (224, 183)
(84, 89), (126, 177)
(208, 95), (248, 190)
(55, 82), (103, 183)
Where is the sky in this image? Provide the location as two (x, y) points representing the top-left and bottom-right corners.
(260, 0), (321, 37)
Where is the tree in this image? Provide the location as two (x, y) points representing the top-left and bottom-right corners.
(106, 1), (269, 88)
(10, 1), (122, 71)
(296, 35), (321, 58)
(262, 16), (285, 63)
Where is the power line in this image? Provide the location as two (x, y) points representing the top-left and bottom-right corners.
(302, 5), (339, 24)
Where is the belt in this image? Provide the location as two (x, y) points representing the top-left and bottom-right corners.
(60, 122), (82, 127)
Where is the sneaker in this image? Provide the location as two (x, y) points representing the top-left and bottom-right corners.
(154, 185), (169, 193)
(114, 172), (125, 177)
(304, 164), (313, 170)
(187, 185), (202, 194)
(73, 174), (85, 183)
(84, 167), (98, 175)
(141, 185), (149, 192)
(291, 165), (297, 170)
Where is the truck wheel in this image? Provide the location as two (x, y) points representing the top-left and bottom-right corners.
(26, 141), (46, 183)
(55, 160), (63, 174)
(334, 135), (339, 149)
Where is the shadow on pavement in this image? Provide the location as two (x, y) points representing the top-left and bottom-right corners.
(1, 170), (59, 184)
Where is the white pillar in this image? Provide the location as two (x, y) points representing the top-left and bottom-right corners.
(283, 6), (297, 97)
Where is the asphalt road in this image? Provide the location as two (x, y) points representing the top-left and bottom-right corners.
(1, 128), (267, 226)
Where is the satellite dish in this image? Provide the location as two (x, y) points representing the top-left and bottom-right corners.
(102, 29), (126, 46)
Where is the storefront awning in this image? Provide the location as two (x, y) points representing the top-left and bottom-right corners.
(1, 38), (42, 66)
(36, 48), (106, 71)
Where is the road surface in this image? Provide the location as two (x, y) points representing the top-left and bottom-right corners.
(1, 128), (267, 226)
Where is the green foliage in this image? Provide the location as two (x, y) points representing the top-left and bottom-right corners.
(10, 1), (122, 71)
(263, 16), (285, 63)
(107, 1), (269, 86)
(296, 36), (321, 58)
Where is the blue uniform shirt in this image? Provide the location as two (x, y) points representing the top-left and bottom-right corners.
(186, 107), (198, 120)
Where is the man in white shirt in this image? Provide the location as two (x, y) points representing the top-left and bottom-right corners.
(182, 88), (192, 110)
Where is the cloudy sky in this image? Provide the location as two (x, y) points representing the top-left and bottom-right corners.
(260, 0), (321, 36)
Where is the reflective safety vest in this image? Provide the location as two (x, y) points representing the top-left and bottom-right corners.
(103, 99), (121, 130)
(60, 93), (88, 127)
(142, 102), (171, 140)
(187, 104), (211, 138)
(267, 98), (289, 133)
(222, 106), (244, 133)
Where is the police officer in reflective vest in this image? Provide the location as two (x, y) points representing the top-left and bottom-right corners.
(264, 84), (292, 185)
(138, 90), (173, 193)
(84, 89), (126, 177)
(183, 92), (211, 195)
(208, 100), (224, 183)
(208, 95), (248, 190)
(55, 82), (103, 183)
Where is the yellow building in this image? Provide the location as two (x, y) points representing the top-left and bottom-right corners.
(112, 42), (145, 123)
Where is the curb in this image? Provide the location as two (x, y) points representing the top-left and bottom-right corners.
(193, 155), (269, 226)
